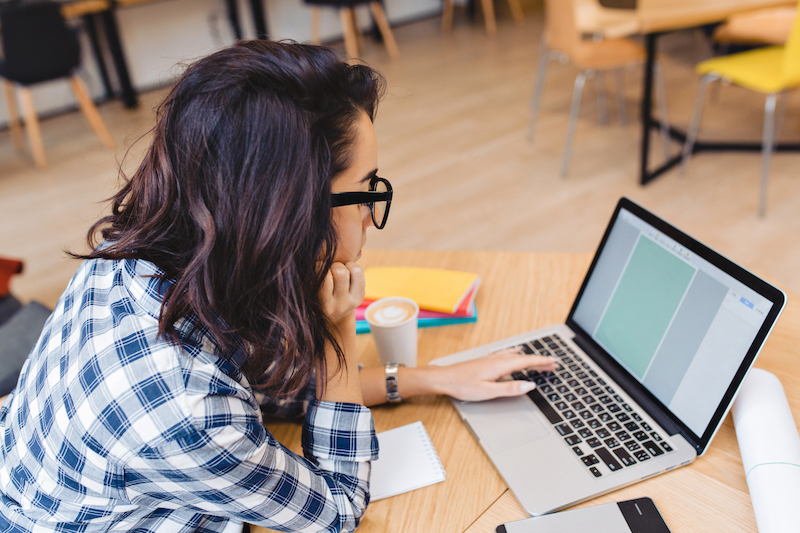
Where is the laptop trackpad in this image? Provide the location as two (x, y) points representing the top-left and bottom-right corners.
(460, 397), (549, 453)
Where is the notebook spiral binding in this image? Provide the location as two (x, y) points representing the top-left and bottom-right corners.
(416, 423), (446, 479)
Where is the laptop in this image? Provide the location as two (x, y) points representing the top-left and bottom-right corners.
(430, 197), (786, 516)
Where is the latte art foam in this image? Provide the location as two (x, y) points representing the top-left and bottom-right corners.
(366, 300), (416, 325)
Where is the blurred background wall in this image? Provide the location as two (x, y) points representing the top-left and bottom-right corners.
(0, 0), (448, 127)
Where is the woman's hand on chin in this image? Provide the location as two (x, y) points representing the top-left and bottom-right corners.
(320, 261), (365, 327)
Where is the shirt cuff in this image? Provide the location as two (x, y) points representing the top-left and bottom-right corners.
(302, 399), (379, 463)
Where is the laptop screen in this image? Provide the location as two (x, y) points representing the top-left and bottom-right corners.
(569, 199), (785, 450)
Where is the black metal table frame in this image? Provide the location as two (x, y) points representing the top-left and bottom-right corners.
(639, 31), (800, 185)
(81, 3), (137, 109)
(226, 0), (269, 42)
(80, 0), (270, 110)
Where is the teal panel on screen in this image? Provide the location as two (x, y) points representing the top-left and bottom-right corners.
(596, 236), (696, 379)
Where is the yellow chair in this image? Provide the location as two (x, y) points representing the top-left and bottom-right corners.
(681, 2), (800, 216)
(529, 0), (670, 177)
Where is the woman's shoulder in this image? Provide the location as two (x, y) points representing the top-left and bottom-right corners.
(63, 254), (167, 311)
(49, 256), (261, 434)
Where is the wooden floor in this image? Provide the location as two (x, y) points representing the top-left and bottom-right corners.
(2, 8), (799, 309)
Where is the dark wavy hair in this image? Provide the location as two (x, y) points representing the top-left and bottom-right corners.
(76, 40), (385, 397)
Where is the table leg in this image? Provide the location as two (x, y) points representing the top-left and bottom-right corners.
(100, 6), (137, 109)
(639, 33), (655, 185)
(638, 30), (799, 186)
(225, 0), (243, 40)
(249, 0), (269, 40)
(82, 14), (114, 101)
(640, 32), (683, 185)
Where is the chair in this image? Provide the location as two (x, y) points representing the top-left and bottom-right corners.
(0, 256), (22, 299)
(0, 257), (51, 399)
(0, 1), (114, 168)
(441, 0), (525, 37)
(528, 0), (671, 177)
(307, 0), (400, 61)
(681, 2), (800, 217)
(0, 300), (52, 397)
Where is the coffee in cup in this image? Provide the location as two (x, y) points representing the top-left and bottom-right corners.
(365, 296), (419, 367)
(365, 298), (417, 326)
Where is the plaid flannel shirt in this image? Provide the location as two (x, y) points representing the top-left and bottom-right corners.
(0, 256), (378, 533)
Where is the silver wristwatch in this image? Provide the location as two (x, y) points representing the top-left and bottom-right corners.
(384, 363), (404, 403)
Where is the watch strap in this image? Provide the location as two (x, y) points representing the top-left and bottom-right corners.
(384, 363), (404, 403)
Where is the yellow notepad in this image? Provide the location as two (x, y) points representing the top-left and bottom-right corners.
(364, 267), (480, 314)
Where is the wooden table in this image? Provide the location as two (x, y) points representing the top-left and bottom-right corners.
(636, 0), (796, 33)
(580, 1), (795, 46)
(252, 249), (800, 533)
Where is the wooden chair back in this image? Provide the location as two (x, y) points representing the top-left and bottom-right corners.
(544, 0), (580, 56)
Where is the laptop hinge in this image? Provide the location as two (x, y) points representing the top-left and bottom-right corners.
(571, 334), (682, 437)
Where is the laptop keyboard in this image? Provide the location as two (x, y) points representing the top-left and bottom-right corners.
(511, 333), (674, 478)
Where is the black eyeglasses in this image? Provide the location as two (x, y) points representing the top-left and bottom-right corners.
(331, 176), (393, 229)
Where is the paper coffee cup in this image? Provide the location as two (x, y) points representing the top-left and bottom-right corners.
(365, 297), (419, 367)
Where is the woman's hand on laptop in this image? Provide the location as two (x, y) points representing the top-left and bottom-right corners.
(427, 347), (558, 402)
(358, 347), (557, 405)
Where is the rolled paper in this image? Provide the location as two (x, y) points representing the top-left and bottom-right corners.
(732, 368), (800, 533)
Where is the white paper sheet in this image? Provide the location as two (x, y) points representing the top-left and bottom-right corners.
(732, 368), (800, 533)
(370, 421), (445, 501)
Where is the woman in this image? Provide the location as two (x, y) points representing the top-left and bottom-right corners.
(0, 41), (555, 533)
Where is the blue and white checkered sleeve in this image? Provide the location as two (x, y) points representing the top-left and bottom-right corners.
(123, 398), (377, 533)
(302, 400), (379, 526)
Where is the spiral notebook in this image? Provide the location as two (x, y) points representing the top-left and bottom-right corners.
(370, 421), (446, 500)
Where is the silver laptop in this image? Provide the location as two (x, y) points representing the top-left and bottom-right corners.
(431, 198), (786, 516)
